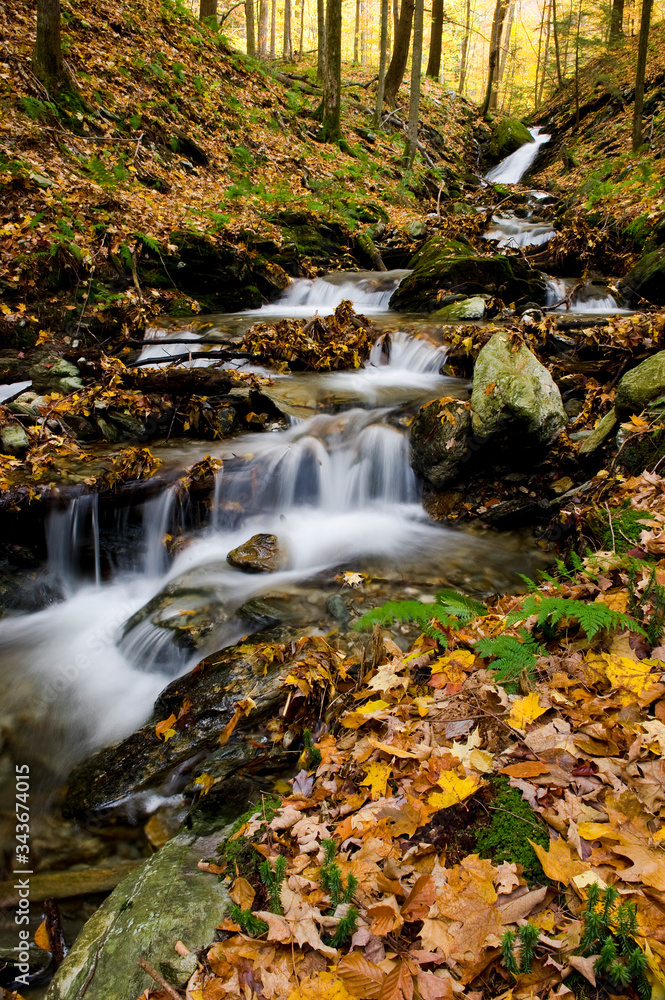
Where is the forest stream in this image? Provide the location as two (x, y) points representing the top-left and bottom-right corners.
(0, 133), (646, 995)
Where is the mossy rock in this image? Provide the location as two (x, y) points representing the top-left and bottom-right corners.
(391, 240), (546, 313)
(410, 398), (472, 488)
(142, 231), (289, 311)
(432, 296), (486, 321)
(615, 351), (665, 415)
(488, 117), (533, 160)
(618, 249), (665, 306)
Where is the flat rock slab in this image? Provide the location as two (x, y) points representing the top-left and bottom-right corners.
(45, 832), (230, 1000)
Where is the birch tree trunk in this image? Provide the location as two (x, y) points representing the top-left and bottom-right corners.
(283, 0), (292, 58)
(354, 0), (361, 62)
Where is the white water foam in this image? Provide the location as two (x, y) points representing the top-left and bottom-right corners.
(545, 278), (628, 314)
(483, 214), (556, 249)
(485, 127), (551, 185)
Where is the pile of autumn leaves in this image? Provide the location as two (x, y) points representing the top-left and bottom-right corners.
(142, 472), (665, 1000)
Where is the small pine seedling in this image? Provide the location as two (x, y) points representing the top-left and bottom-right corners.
(259, 855), (288, 914)
(302, 728), (322, 770)
(320, 838), (357, 909)
(230, 904), (268, 936)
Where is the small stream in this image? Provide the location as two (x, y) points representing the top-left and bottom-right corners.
(0, 128), (635, 989)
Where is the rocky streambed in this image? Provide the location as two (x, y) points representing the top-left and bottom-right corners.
(1, 131), (665, 997)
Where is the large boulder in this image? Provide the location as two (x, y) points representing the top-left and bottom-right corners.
(45, 830), (230, 1000)
(488, 117), (533, 160)
(618, 249), (665, 307)
(410, 399), (472, 487)
(470, 331), (567, 447)
(390, 238), (546, 312)
(615, 352), (665, 415)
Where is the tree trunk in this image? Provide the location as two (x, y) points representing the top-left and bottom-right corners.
(480, 0), (508, 116)
(317, 0), (325, 78)
(551, 0), (563, 84)
(299, 0), (306, 56)
(270, 0), (277, 57)
(34, 0), (67, 92)
(610, 0), (624, 40)
(425, 0), (443, 78)
(354, 0), (361, 62)
(200, 0), (218, 18)
(374, 0), (390, 123)
(534, 0), (546, 108)
(574, 0), (581, 127)
(321, 0), (342, 140)
(361, 0), (368, 63)
(458, 0), (471, 93)
(405, 0), (424, 167)
(632, 0), (653, 149)
(496, 0), (513, 97)
(245, 0), (256, 55)
(537, 0), (552, 108)
(283, 0), (292, 58)
(383, 0), (416, 105)
(258, 0), (269, 55)
(393, 0), (399, 36)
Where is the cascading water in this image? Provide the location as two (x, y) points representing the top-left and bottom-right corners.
(545, 277), (627, 313)
(483, 215), (557, 249)
(0, 283), (545, 788)
(484, 127), (551, 185)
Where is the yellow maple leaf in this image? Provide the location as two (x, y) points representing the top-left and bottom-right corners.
(428, 770), (480, 809)
(194, 772), (215, 795)
(507, 693), (547, 730)
(287, 971), (357, 1000)
(155, 713), (177, 740)
(34, 919), (51, 952)
(586, 650), (653, 695)
(360, 761), (392, 800)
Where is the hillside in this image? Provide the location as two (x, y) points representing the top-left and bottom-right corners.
(0, 0), (483, 346)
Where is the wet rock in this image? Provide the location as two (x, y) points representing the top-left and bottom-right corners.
(470, 331), (567, 448)
(618, 249), (665, 307)
(615, 352), (665, 415)
(326, 593), (350, 624)
(578, 408), (618, 456)
(0, 860), (142, 908)
(488, 117), (533, 160)
(63, 641), (288, 819)
(227, 532), (286, 573)
(408, 220), (427, 238)
(29, 358), (84, 395)
(432, 295), (486, 321)
(410, 399), (472, 488)
(45, 831), (231, 1000)
(0, 424), (29, 455)
(390, 237), (546, 312)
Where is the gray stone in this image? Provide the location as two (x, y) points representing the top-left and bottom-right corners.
(408, 220), (427, 238)
(578, 408), (618, 455)
(470, 331), (567, 447)
(410, 399), (472, 488)
(615, 352), (665, 416)
(29, 171), (53, 188)
(30, 358), (83, 395)
(227, 533), (286, 573)
(432, 296), (486, 322)
(0, 424), (29, 455)
(45, 831), (231, 1000)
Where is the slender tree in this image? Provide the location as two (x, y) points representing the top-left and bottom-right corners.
(480, 0), (508, 115)
(34, 0), (68, 92)
(405, 0), (424, 166)
(354, 0), (361, 62)
(200, 0), (218, 18)
(258, 0), (269, 56)
(632, 0), (653, 149)
(426, 0), (444, 78)
(537, 0), (552, 107)
(383, 0), (416, 105)
(270, 0), (277, 57)
(245, 0), (256, 55)
(609, 0), (624, 41)
(551, 0), (563, 85)
(496, 0), (514, 98)
(374, 0), (390, 123)
(458, 0), (472, 93)
(283, 0), (292, 57)
(321, 0), (342, 139)
(317, 0), (325, 78)
(299, 0), (306, 57)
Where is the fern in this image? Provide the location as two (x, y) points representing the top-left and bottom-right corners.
(475, 631), (546, 686)
(506, 595), (644, 641)
(134, 231), (162, 253)
(353, 590), (487, 646)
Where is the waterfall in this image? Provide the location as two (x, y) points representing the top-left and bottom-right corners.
(485, 127), (551, 185)
(483, 215), (556, 249)
(46, 494), (102, 594)
(272, 270), (411, 316)
(545, 278), (627, 314)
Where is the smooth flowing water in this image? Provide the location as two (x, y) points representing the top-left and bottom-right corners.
(484, 126), (551, 185)
(0, 276), (546, 797)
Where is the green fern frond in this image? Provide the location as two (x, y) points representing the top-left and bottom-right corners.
(434, 589), (488, 623)
(506, 595), (644, 640)
(352, 600), (454, 645)
(474, 633), (544, 684)
(134, 230), (162, 253)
